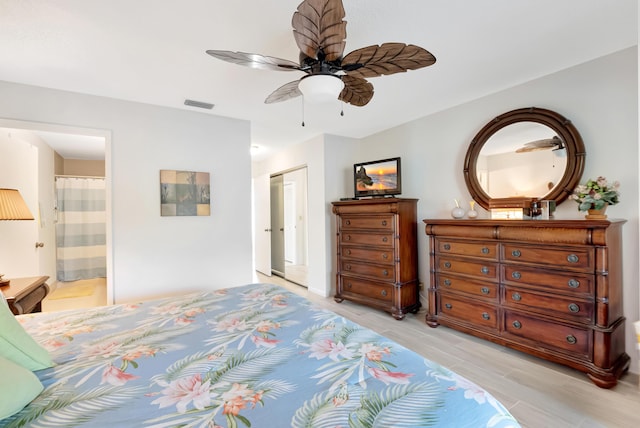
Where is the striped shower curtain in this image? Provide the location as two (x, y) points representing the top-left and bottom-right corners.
(55, 177), (106, 282)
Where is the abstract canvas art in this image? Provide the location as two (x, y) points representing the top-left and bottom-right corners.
(160, 170), (210, 216)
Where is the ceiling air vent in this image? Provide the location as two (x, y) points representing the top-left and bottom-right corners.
(184, 99), (214, 109)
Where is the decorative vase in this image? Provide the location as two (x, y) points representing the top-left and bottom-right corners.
(585, 204), (608, 220)
(451, 207), (465, 219)
(467, 200), (478, 219)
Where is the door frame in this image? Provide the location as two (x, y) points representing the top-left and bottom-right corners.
(0, 118), (113, 304)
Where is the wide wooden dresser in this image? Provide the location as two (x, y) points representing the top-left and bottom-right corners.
(423, 218), (629, 388)
(332, 198), (420, 319)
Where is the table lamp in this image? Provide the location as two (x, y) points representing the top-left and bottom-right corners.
(0, 188), (34, 286)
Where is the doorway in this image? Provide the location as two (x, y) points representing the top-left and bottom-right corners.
(0, 119), (111, 308)
(263, 166), (309, 287)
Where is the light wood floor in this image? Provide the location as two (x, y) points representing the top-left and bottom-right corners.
(42, 273), (639, 427)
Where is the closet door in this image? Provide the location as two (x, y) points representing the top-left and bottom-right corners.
(253, 174), (271, 276)
(270, 175), (285, 277)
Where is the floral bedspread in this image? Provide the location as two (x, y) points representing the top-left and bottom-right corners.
(5, 283), (520, 427)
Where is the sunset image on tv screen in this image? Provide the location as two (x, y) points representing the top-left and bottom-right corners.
(355, 161), (398, 191)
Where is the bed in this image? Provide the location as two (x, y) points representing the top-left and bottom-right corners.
(2, 283), (520, 427)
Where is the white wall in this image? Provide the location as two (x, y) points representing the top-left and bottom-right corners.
(0, 80), (254, 303)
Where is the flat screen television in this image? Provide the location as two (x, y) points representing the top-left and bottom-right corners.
(353, 157), (402, 198)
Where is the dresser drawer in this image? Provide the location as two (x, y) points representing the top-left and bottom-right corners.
(340, 276), (393, 303)
(502, 265), (594, 296)
(438, 293), (498, 331)
(436, 239), (498, 260)
(340, 215), (395, 231)
(341, 260), (395, 281)
(437, 274), (498, 300)
(436, 256), (498, 280)
(504, 311), (591, 357)
(340, 231), (395, 247)
(341, 246), (395, 265)
(503, 286), (594, 323)
(502, 244), (594, 271)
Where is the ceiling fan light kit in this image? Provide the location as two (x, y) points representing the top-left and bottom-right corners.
(298, 74), (345, 103)
(206, 0), (435, 110)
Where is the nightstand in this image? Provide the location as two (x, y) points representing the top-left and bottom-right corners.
(0, 276), (50, 315)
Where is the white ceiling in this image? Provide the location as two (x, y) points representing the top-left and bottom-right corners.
(0, 0), (636, 160)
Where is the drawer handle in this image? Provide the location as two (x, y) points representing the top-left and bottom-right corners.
(511, 271), (521, 280)
(345, 264), (351, 270)
(346, 235), (351, 241)
(347, 282), (352, 289)
(567, 254), (579, 264)
(381, 290), (387, 297)
(480, 287), (489, 295)
(511, 250), (521, 257)
(445, 303), (452, 310)
(382, 270), (389, 276)
(481, 266), (489, 275)
(382, 253), (388, 260)
(443, 244), (451, 250)
(381, 220), (387, 226)
(568, 279), (580, 288)
(346, 249), (352, 255)
(568, 303), (580, 313)
(443, 279), (452, 287)
(382, 237), (388, 243)
(512, 292), (521, 301)
(444, 262), (452, 269)
(345, 220), (351, 225)
(481, 247), (489, 254)
(566, 335), (577, 345)
(481, 312), (490, 320)
(512, 320), (522, 329)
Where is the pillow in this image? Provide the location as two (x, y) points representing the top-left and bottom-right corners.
(0, 291), (54, 371)
(0, 356), (44, 419)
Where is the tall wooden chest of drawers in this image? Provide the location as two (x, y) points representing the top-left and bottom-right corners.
(332, 198), (420, 319)
(424, 219), (629, 388)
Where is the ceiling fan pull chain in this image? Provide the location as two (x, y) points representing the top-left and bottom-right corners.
(301, 97), (305, 127)
(340, 102), (344, 117)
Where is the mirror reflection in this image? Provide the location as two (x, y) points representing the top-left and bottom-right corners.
(463, 107), (585, 210)
(477, 122), (567, 199)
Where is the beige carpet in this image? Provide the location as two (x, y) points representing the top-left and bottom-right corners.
(48, 283), (96, 300)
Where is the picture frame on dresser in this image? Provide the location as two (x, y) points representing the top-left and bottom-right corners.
(423, 219), (629, 388)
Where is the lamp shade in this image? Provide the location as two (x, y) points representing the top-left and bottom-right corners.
(298, 74), (344, 103)
(0, 188), (34, 220)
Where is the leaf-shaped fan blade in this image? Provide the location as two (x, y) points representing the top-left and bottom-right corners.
(206, 50), (301, 72)
(342, 43), (436, 79)
(338, 75), (374, 107)
(265, 80), (302, 104)
(292, 0), (346, 61)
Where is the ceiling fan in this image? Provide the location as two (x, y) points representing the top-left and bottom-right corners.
(206, 0), (436, 107)
(515, 136), (565, 153)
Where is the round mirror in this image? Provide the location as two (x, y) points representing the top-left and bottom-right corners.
(463, 107), (586, 210)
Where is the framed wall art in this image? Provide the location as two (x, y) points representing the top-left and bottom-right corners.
(160, 170), (210, 216)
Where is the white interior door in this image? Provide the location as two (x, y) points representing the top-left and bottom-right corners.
(253, 173), (271, 276)
(283, 181), (296, 264)
(0, 131), (39, 277)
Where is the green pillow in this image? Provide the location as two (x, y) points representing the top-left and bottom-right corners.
(0, 356), (44, 419)
(0, 292), (54, 371)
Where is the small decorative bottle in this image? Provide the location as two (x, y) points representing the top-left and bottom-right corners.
(451, 199), (465, 219)
(467, 200), (478, 219)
